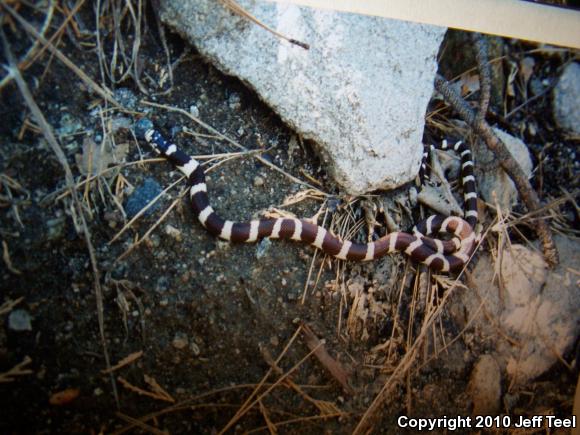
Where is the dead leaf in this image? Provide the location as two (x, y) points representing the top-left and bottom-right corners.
(49, 388), (80, 405)
(506, 60), (518, 97)
(459, 73), (480, 96)
(75, 137), (129, 176)
(519, 57), (535, 90)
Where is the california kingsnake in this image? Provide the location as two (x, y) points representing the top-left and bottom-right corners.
(135, 118), (478, 272)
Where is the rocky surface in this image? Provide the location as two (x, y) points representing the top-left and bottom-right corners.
(457, 236), (579, 384)
(476, 128), (533, 212)
(158, 0), (446, 194)
(468, 355), (502, 415)
(553, 62), (580, 135)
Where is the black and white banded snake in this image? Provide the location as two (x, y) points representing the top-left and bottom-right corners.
(135, 118), (478, 272)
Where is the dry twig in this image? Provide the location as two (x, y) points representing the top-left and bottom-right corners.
(111, 382), (330, 435)
(0, 297), (24, 316)
(2, 240), (22, 275)
(301, 323), (354, 395)
(2, 3), (120, 108)
(0, 27), (119, 405)
(141, 101), (327, 194)
(0, 1), (56, 91)
(101, 350), (144, 374)
(218, 325), (322, 434)
(473, 33), (491, 125)
(219, 0), (309, 49)
(0, 356), (33, 383)
(118, 375), (175, 403)
(434, 46), (558, 266)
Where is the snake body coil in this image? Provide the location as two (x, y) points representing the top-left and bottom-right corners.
(135, 118), (478, 272)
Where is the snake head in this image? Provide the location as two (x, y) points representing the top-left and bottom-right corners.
(134, 118), (154, 140)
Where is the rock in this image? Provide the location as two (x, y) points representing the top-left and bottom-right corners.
(124, 178), (163, 218)
(113, 87), (138, 110)
(253, 176), (264, 187)
(190, 341), (200, 356)
(256, 237), (271, 259)
(476, 128), (533, 211)
(158, 0), (446, 194)
(468, 355), (501, 415)
(164, 224), (182, 242)
(109, 116), (133, 133)
(56, 113), (82, 137)
(172, 332), (189, 350)
(45, 216), (66, 242)
(457, 236), (580, 384)
(189, 104), (200, 118)
(8, 309), (32, 331)
(227, 93), (241, 111)
(155, 276), (170, 293)
(553, 62), (580, 135)
(504, 236), (580, 383)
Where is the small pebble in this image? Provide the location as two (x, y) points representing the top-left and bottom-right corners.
(57, 113), (82, 136)
(109, 117), (133, 133)
(155, 276), (169, 293)
(327, 198), (341, 212)
(124, 178), (163, 218)
(190, 342), (201, 356)
(256, 238), (271, 259)
(46, 216), (66, 242)
(553, 62), (580, 135)
(172, 332), (189, 349)
(113, 88), (138, 109)
(8, 309), (32, 331)
(189, 104), (200, 118)
(164, 224), (182, 242)
(228, 93), (241, 110)
(253, 176), (264, 187)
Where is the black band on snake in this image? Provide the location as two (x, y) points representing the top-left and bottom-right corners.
(135, 118), (478, 272)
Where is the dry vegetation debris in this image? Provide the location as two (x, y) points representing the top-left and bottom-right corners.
(0, 1), (578, 433)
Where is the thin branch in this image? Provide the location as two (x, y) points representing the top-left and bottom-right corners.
(0, 0), (56, 91)
(0, 28), (120, 406)
(219, 0), (310, 50)
(141, 101), (328, 194)
(0, 356), (33, 383)
(2, 3), (120, 108)
(473, 33), (491, 125)
(434, 74), (558, 266)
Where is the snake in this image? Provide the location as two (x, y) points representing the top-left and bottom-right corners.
(135, 118), (478, 272)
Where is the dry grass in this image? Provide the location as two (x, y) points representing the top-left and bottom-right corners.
(110, 324), (348, 434)
(0, 356), (34, 383)
(1, 1), (577, 432)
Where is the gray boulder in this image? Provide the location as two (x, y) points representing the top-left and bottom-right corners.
(158, 0), (446, 194)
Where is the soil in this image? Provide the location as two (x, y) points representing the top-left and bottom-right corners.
(0, 3), (578, 434)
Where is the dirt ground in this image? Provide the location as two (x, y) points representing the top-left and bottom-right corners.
(0, 2), (578, 434)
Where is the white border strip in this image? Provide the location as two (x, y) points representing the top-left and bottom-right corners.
(268, 0), (580, 49)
